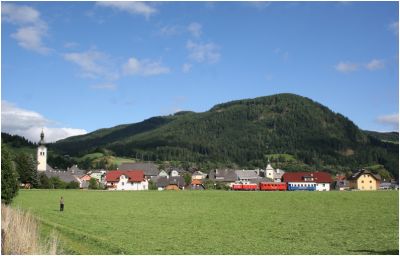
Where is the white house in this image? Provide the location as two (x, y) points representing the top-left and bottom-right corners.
(105, 170), (148, 191)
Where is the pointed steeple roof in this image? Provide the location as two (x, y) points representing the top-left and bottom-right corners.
(39, 129), (45, 145)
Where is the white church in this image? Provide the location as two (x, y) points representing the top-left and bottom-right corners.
(36, 131), (87, 187)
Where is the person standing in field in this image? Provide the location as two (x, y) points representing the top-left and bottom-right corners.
(60, 196), (64, 212)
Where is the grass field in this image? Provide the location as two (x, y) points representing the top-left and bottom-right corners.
(12, 190), (399, 255)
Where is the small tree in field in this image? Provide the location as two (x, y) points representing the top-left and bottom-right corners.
(88, 178), (99, 189)
(1, 144), (19, 204)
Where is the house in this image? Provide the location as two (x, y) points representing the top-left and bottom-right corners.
(169, 170), (180, 177)
(282, 172), (333, 191)
(235, 170), (260, 182)
(264, 164), (285, 182)
(191, 179), (205, 190)
(118, 162), (159, 179)
(158, 170), (169, 178)
(89, 169), (107, 183)
(333, 174), (349, 191)
(348, 169), (381, 191)
(209, 169), (237, 182)
(155, 176), (169, 190)
(80, 174), (92, 182)
(166, 176), (185, 190)
(192, 171), (207, 180)
(105, 170), (148, 191)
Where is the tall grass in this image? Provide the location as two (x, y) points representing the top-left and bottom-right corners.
(1, 204), (59, 255)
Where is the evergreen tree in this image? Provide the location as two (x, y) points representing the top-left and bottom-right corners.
(15, 152), (39, 188)
(1, 144), (19, 204)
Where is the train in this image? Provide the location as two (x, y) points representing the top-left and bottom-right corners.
(231, 182), (317, 191)
(231, 182), (287, 191)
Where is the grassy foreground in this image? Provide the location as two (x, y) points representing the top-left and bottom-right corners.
(12, 190), (399, 255)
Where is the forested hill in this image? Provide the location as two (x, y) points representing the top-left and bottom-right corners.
(363, 131), (399, 144)
(50, 93), (398, 177)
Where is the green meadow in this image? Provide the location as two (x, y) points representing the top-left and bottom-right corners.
(12, 190), (399, 255)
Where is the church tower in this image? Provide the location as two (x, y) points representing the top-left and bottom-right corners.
(37, 129), (47, 171)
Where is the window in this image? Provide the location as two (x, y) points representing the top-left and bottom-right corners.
(370, 181), (372, 183)
(370, 186), (372, 189)
(322, 184), (325, 187)
(361, 180), (364, 183)
(122, 182), (125, 186)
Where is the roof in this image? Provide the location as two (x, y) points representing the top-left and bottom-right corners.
(105, 170), (145, 182)
(119, 162), (159, 176)
(348, 169), (381, 181)
(235, 170), (259, 180)
(67, 165), (86, 176)
(169, 176), (185, 186)
(191, 179), (203, 185)
(282, 172), (333, 183)
(156, 176), (169, 187)
(209, 169), (237, 182)
(43, 170), (80, 183)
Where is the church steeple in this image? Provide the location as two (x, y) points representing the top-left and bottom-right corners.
(37, 129), (47, 171)
(39, 129), (45, 145)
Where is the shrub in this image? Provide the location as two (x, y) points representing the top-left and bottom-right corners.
(88, 178), (99, 190)
(66, 181), (80, 189)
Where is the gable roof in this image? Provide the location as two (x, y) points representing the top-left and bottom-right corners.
(348, 169), (381, 181)
(209, 169), (237, 182)
(106, 170), (144, 182)
(156, 176), (169, 187)
(119, 162), (159, 176)
(43, 170), (80, 183)
(235, 170), (259, 180)
(282, 172), (333, 183)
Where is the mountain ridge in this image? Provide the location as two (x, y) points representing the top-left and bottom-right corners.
(47, 93), (398, 178)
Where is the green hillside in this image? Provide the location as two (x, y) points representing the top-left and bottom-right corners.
(50, 93), (398, 177)
(364, 130), (399, 144)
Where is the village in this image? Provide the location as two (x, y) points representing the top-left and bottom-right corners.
(36, 131), (398, 192)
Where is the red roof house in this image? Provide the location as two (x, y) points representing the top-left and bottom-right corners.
(106, 170), (145, 182)
(105, 170), (148, 190)
(282, 172), (333, 191)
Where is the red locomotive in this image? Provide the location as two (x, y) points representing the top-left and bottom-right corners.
(259, 182), (287, 191)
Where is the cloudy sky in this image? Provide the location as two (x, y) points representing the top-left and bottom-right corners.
(2, 1), (399, 143)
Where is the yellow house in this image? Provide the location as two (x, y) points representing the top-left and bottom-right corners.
(348, 169), (381, 190)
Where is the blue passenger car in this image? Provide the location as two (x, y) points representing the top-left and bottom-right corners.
(287, 183), (316, 191)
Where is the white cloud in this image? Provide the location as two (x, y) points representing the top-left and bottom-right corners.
(97, 1), (157, 19)
(388, 21), (399, 36)
(2, 3), (40, 25)
(336, 59), (386, 73)
(159, 25), (181, 36)
(90, 83), (117, 90)
(11, 25), (50, 54)
(64, 50), (119, 80)
(122, 57), (170, 76)
(335, 61), (359, 73)
(2, 3), (50, 54)
(376, 113), (399, 131)
(274, 48), (289, 61)
(366, 59), (385, 71)
(1, 101), (87, 142)
(186, 40), (220, 63)
(182, 63), (192, 73)
(64, 42), (79, 49)
(188, 22), (202, 38)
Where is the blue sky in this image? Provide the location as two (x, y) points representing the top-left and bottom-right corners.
(1, 1), (399, 142)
